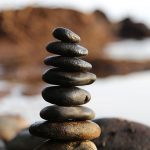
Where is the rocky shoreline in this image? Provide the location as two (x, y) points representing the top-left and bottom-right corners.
(0, 7), (150, 87)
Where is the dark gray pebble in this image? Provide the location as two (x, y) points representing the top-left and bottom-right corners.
(42, 86), (91, 106)
(40, 105), (95, 121)
(52, 27), (80, 43)
(6, 128), (44, 150)
(44, 56), (92, 71)
(35, 140), (97, 150)
(29, 121), (101, 140)
(42, 68), (96, 86)
(46, 41), (88, 57)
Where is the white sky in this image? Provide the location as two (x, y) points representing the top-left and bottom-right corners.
(0, 0), (150, 26)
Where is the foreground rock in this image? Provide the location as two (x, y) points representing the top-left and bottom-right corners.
(6, 128), (45, 150)
(5, 118), (150, 149)
(35, 140), (97, 150)
(93, 118), (150, 150)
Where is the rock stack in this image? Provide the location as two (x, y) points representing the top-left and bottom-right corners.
(29, 27), (101, 150)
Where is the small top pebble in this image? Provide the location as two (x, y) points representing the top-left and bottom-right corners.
(53, 27), (80, 43)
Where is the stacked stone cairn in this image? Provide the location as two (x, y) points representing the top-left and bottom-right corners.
(29, 27), (101, 150)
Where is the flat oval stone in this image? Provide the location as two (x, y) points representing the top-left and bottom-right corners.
(35, 140), (97, 150)
(42, 68), (96, 86)
(52, 27), (80, 43)
(44, 56), (92, 71)
(46, 41), (88, 57)
(40, 105), (95, 121)
(29, 121), (101, 141)
(42, 86), (91, 106)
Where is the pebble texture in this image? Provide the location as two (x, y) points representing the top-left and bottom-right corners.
(29, 121), (100, 140)
(35, 140), (97, 150)
(42, 86), (91, 106)
(52, 27), (80, 43)
(29, 27), (100, 149)
(40, 105), (95, 121)
(44, 56), (92, 71)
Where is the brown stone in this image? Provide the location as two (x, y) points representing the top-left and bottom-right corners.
(29, 121), (101, 140)
(35, 140), (97, 150)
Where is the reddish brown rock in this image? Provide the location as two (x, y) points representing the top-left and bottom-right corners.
(0, 7), (113, 86)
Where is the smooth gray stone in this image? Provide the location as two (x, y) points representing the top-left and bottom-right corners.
(42, 86), (91, 106)
(6, 128), (44, 150)
(44, 56), (92, 71)
(42, 68), (96, 86)
(29, 121), (101, 140)
(52, 27), (80, 43)
(46, 41), (88, 57)
(35, 140), (97, 150)
(40, 105), (95, 121)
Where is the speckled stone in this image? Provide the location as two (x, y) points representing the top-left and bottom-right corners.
(42, 86), (91, 106)
(52, 27), (80, 43)
(29, 121), (101, 141)
(46, 41), (88, 57)
(40, 105), (95, 121)
(42, 68), (96, 86)
(44, 56), (92, 71)
(35, 140), (97, 150)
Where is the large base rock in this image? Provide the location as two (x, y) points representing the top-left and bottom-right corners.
(5, 118), (150, 150)
(93, 118), (150, 150)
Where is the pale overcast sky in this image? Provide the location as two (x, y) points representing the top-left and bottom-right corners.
(0, 0), (149, 25)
